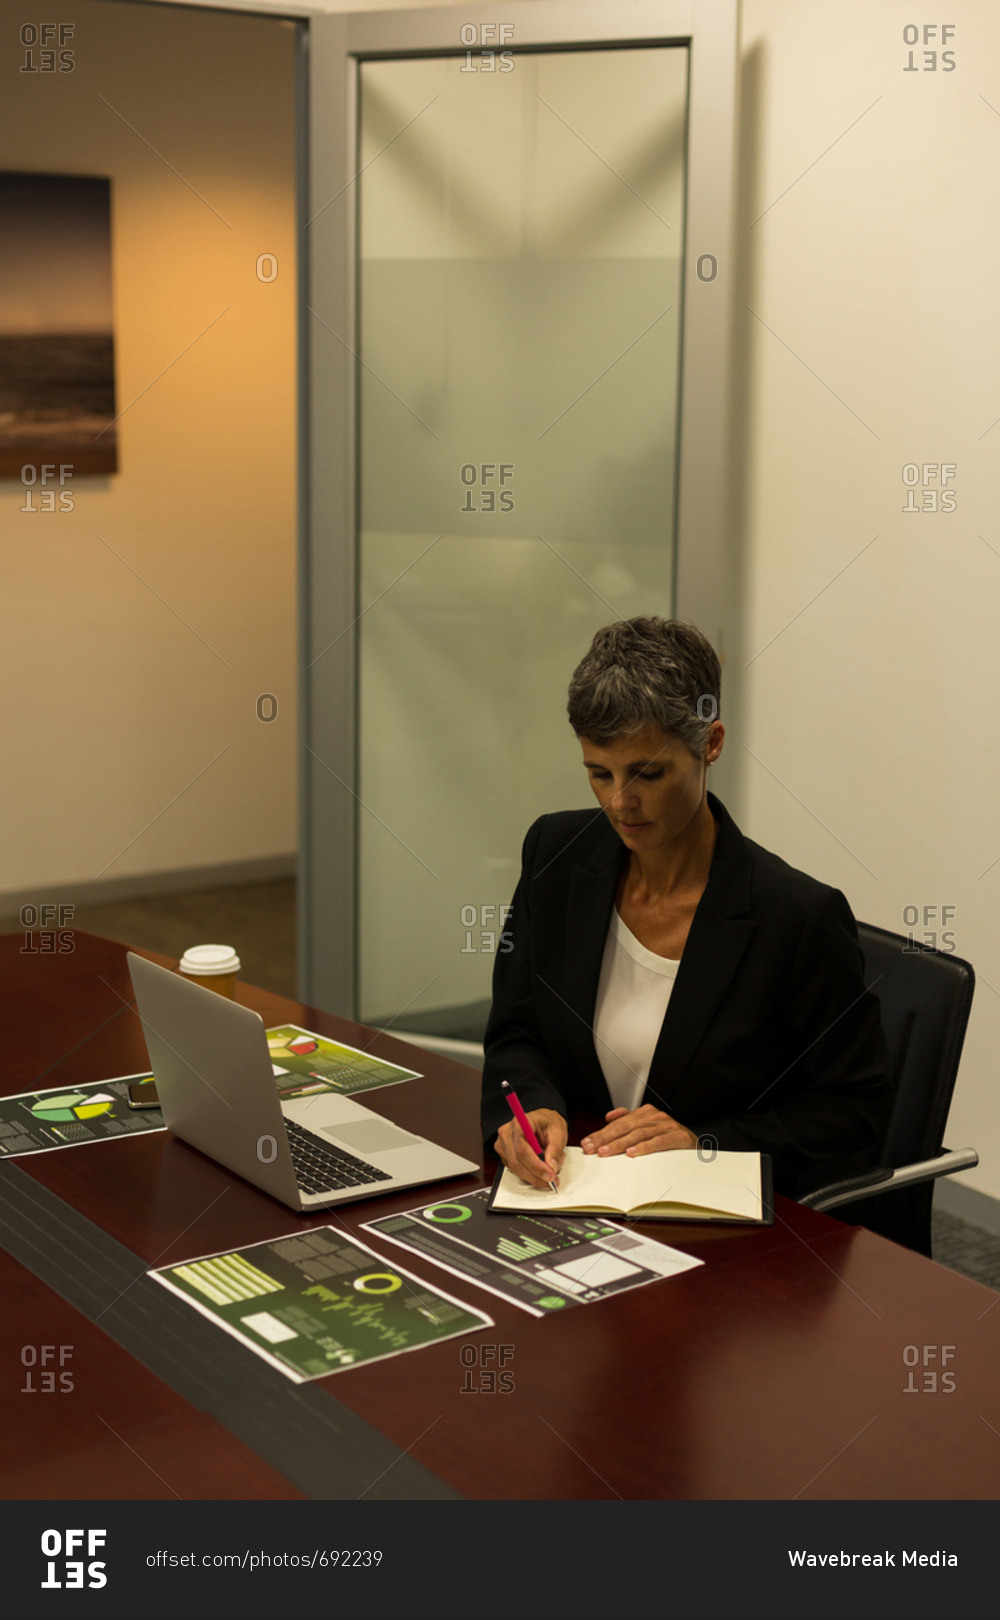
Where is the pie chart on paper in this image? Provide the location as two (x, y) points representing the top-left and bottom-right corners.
(30, 1092), (116, 1123)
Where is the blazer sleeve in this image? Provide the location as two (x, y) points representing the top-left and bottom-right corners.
(691, 886), (892, 1197)
(480, 817), (571, 1147)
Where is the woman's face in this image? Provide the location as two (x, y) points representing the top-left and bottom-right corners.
(580, 720), (723, 855)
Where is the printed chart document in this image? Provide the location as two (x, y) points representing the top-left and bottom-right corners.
(150, 1226), (493, 1382)
(364, 1188), (703, 1316)
(265, 1024), (421, 1097)
(488, 1148), (773, 1225)
(0, 1075), (164, 1158)
(0, 1028), (418, 1159)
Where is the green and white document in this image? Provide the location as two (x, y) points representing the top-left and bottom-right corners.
(150, 1226), (493, 1382)
(0, 1075), (164, 1158)
(265, 1024), (421, 1098)
(365, 1188), (703, 1316)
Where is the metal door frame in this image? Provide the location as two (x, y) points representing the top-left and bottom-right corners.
(300, 0), (741, 1013)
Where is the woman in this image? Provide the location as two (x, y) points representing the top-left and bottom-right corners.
(481, 616), (891, 1201)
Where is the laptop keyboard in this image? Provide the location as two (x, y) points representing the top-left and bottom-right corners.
(285, 1118), (392, 1197)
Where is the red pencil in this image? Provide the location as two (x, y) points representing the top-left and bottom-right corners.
(501, 1080), (558, 1191)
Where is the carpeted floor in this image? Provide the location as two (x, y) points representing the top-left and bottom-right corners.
(0, 878), (298, 1000)
(930, 1208), (1000, 1292)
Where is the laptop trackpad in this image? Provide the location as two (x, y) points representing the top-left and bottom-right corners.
(321, 1120), (423, 1155)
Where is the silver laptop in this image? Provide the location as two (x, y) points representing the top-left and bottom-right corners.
(127, 953), (478, 1212)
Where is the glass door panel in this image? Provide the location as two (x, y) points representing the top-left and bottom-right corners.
(357, 45), (688, 1038)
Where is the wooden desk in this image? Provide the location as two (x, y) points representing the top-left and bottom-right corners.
(2, 931), (999, 1501)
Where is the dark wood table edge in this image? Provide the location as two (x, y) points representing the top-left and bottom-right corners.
(1, 1160), (461, 1502)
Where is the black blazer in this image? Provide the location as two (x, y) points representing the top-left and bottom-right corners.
(480, 791), (892, 1199)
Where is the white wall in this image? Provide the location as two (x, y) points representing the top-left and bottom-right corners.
(0, 0), (298, 900)
(734, 0), (999, 1200)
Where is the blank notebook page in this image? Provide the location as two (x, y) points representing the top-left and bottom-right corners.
(495, 1147), (762, 1221)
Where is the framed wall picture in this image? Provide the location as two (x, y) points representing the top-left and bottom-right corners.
(0, 171), (117, 477)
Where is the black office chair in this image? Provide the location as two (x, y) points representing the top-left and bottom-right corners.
(798, 921), (978, 1256)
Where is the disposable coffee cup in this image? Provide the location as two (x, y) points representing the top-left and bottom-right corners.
(177, 944), (241, 999)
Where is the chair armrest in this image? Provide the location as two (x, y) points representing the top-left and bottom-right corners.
(800, 1148), (979, 1214)
(799, 1167), (894, 1209)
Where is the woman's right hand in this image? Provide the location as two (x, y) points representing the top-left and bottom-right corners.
(494, 1108), (568, 1190)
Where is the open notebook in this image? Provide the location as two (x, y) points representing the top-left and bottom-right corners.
(488, 1147), (773, 1225)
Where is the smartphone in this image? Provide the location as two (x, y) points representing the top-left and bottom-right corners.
(126, 1080), (160, 1110)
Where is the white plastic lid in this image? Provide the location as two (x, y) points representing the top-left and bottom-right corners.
(178, 944), (241, 976)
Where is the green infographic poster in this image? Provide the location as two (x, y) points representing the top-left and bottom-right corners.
(265, 1025), (421, 1098)
(0, 1074), (164, 1158)
(151, 1226), (493, 1382)
(365, 1188), (703, 1315)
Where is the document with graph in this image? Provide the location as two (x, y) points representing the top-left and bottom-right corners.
(0, 1074), (164, 1157)
(265, 1024), (421, 1097)
(363, 1188), (703, 1316)
(150, 1226), (492, 1381)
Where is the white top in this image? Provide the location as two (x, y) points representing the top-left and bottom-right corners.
(592, 908), (679, 1112)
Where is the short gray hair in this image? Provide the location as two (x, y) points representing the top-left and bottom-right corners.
(567, 617), (721, 757)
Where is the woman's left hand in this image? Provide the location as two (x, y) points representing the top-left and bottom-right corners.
(581, 1105), (697, 1157)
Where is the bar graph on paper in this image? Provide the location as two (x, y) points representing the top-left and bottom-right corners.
(496, 1233), (556, 1262)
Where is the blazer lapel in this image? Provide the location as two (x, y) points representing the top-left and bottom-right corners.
(561, 819), (625, 1112)
(641, 793), (756, 1116)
